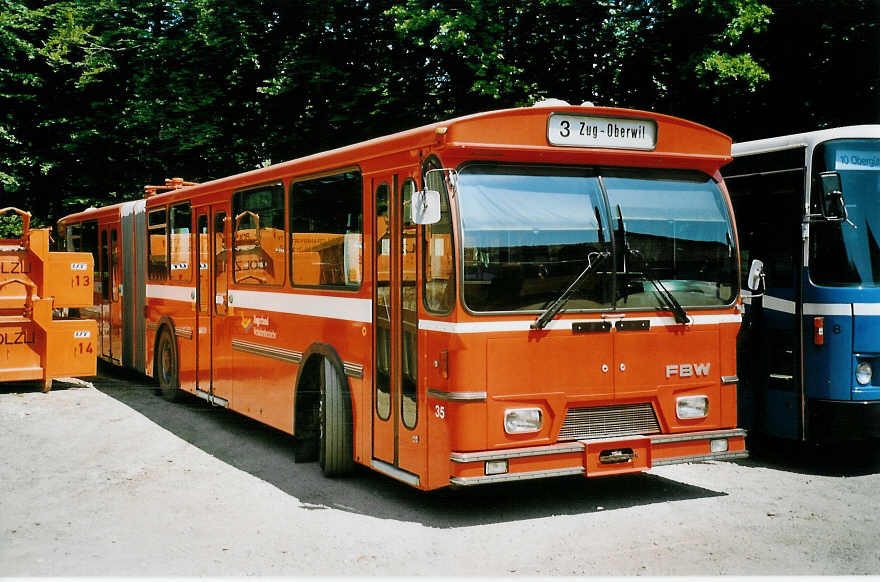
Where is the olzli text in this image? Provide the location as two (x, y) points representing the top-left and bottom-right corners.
(0, 329), (35, 345)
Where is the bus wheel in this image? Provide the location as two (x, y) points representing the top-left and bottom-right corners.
(319, 358), (354, 477)
(156, 328), (182, 402)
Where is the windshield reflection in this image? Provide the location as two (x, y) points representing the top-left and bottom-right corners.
(457, 164), (738, 313)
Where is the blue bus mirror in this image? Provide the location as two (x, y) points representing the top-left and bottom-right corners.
(819, 171), (845, 219)
(411, 189), (441, 225)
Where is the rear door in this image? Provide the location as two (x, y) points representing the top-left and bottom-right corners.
(195, 209), (210, 393)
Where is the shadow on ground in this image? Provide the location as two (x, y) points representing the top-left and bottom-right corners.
(58, 366), (726, 528)
(735, 434), (880, 478)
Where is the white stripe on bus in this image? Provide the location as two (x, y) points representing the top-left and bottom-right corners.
(750, 295), (880, 317)
(145, 284), (193, 302)
(228, 289), (372, 323)
(147, 284), (744, 329)
(418, 314), (741, 334)
(804, 303), (852, 316)
(854, 303), (880, 316)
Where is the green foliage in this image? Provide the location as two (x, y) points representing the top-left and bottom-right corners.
(0, 214), (23, 238)
(698, 51), (770, 90)
(0, 0), (876, 229)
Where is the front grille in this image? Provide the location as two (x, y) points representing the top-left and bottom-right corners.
(558, 403), (660, 441)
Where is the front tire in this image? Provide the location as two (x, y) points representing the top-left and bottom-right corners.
(155, 328), (182, 402)
(319, 358), (354, 476)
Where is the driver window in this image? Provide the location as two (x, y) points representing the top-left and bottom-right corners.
(423, 163), (455, 314)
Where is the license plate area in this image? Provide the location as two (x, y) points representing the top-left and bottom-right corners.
(584, 436), (651, 477)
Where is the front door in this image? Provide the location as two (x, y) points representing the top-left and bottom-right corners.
(730, 171), (804, 439)
(372, 175), (425, 479)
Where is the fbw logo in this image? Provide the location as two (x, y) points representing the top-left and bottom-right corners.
(665, 363), (711, 378)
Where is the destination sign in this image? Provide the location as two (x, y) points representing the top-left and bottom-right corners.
(548, 114), (657, 150)
(835, 149), (880, 171)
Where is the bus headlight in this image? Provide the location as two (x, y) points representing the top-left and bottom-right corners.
(676, 395), (709, 419)
(856, 360), (873, 385)
(504, 408), (542, 434)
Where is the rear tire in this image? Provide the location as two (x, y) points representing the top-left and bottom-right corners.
(155, 328), (182, 402)
(318, 358), (354, 476)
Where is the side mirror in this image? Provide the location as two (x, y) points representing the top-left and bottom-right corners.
(411, 189), (441, 225)
(745, 258), (764, 296)
(819, 171), (846, 220)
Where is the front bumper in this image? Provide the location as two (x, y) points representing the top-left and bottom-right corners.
(449, 429), (747, 486)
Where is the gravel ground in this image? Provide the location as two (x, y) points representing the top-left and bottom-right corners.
(1, 369), (879, 576)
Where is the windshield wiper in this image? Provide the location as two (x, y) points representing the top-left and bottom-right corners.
(636, 252), (690, 325)
(532, 250), (610, 330)
(657, 282), (690, 324)
(615, 205), (689, 325)
(623, 247), (690, 324)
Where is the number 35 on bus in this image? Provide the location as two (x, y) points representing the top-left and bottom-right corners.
(58, 102), (747, 489)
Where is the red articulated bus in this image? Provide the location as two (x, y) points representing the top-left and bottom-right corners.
(58, 103), (747, 489)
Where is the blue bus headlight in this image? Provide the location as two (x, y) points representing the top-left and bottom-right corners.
(856, 360), (873, 386)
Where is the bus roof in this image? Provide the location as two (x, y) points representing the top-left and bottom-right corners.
(60, 105), (732, 219)
(732, 125), (880, 157)
(58, 199), (143, 225)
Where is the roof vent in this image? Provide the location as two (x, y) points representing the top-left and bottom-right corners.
(580, 101), (596, 107)
(532, 98), (570, 108)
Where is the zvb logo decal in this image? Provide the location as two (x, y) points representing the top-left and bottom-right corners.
(666, 363), (711, 378)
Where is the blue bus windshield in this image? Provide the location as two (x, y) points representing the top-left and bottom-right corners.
(810, 139), (880, 286)
(457, 164), (738, 312)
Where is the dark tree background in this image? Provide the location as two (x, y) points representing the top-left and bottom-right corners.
(1, 0), (878, 235)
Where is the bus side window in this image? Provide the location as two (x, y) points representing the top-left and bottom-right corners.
(110, 228), (119, 301)
(169, 203), (192, 283)
(75, 221), (98, 286)
(148, 208), (168, 281)
(67, 224), (81, 252)
(423, 163), (455, 314)
(100, 229), (109, 300)
(290, 171), (363, 288)
(233, 185), (284, 286)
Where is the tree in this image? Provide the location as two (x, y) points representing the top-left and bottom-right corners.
(1, 0), (876, 235)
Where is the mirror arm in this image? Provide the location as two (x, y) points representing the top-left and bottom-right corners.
(840, 203), (857, 229)
(804, 212), (857, 229)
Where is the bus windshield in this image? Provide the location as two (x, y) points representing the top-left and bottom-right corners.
(458, 164), (738, 313)
(810, 138), (880, 286)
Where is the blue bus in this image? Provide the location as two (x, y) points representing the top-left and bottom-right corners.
(724, 126), (880, 443)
